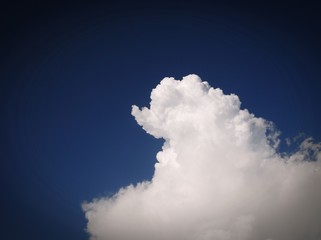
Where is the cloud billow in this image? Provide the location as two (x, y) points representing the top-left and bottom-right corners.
(83, 75), (321, 240)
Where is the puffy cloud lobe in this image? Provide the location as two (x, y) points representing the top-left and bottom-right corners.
(83, 75), (321, 240)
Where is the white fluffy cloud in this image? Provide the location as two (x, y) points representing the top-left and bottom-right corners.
(83, 75), (321, 240)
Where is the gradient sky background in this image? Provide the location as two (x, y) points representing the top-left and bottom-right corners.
(1, 1), (321, 239)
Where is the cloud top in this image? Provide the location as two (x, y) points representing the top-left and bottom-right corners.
(83, 74), (321, 240)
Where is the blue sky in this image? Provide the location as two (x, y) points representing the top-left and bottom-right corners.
(1, 1), (321, 239)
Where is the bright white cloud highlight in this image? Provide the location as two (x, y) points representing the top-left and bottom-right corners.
(83, 74), (321, 240)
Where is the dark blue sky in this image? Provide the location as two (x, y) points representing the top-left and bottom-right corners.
(1, 1), (321, 239)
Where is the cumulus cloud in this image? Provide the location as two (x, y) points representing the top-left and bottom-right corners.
(83, 74), (321, 240)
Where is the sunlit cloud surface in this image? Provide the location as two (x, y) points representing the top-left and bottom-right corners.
(83, 75), (321, 240)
